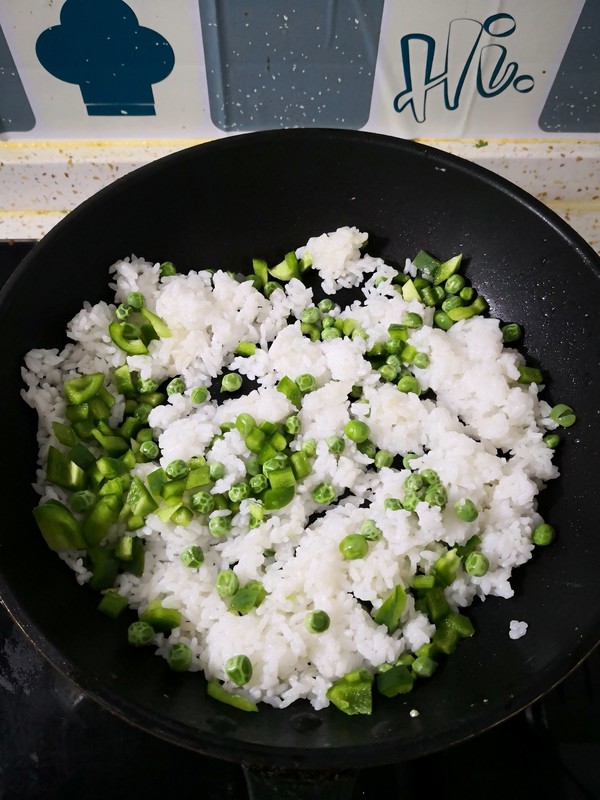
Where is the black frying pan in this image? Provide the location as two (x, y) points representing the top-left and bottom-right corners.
(1, 129), (599, 798)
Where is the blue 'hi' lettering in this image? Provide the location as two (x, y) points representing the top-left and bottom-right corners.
(394, 13), (534, 123)
(36, 0), (174, 116)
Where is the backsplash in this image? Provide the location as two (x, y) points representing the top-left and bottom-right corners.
(1, 0), (598, 140)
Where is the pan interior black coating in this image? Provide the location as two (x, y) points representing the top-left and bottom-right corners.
(1, 129), (599, 770)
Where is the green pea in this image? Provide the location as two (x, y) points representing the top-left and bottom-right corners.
(374, 449), (394, 469)
(116, 303), (131, 321)
(264, 280), (282, 298)
(532, 523), (556, 546)
(301, 438), (317, 457)
(444, 274), (465, 294)
(209, 461), (226, 481)
(225, 654), (253, 686)
(420, 469), (439, 485)
(167, 643), (193, 672)
(384, 497), (402, 511)
(126, 291), (145, 310)
(209, 514), (232, 537)
(378, 364), (398, 382)
(402, 453), (419, 470)
(300, 306), (321, 324)
(166, 377), (186, 396)
(136, 377), (159, 394)
(403, 312), (423, 329)
(397, 375), (421, 395)
(250, 473), (268, 493)
(229, 483), (251, 503)
(318, 298), (334, 313)
(295, 373), (317, 394)
(344, 419), (370, 443)
(216, 569), (239, 599)
(404, 473), (424, 492)
(454, 498), (479, 522)
(321, 327), (342, 341)
(434, 311), (454, 330)
(165, 458), (190, 481)
(312, 482), (336, 504)
(305, 610), (331, 633)
(127, 620), (154, 647)
(360, 520), (382, 541)
(139, 440), (159, 461)
(190, 491), (215, 514)
(236, 413), (256, 436)
(339, 534), (369, 560)
(425, 485), (447, 509)
(285, 415), (301, 435)
(180, 545), (204, 569)
(190, 386), (209, 404)
(160, 261), (176, 277)
(327, 436), (346, 456)
(165, 459), (189, 480)
(221, 372), (243, 393)
(464, 551), (489, 576)
(501, 323), (522, 343)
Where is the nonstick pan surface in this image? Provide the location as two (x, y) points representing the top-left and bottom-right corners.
(1, 129), (599, 774)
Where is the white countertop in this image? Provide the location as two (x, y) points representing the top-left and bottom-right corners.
(0, 138), (599, 252)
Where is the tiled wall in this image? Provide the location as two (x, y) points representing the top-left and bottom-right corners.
(1, 0), (598, 141)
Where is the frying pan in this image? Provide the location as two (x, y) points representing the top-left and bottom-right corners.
(1, 129), (599, 798)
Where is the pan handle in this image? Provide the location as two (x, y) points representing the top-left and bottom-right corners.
(243, 764), (358, 799)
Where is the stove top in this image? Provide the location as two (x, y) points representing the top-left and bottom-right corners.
(1, 241), (599, 800)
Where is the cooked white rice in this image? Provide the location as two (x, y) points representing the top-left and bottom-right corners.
(22, 226), (558, 710)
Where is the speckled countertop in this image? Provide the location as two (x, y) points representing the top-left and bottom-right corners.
(0, 138), (599, 251)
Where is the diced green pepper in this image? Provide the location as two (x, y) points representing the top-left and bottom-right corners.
(66, 403), (90, 423)
(261, 486), (295, 510)
(432, 548), (460, 587)
(276, 376), (302, 408)
(140, 599), (181, 632)
(207, 680), (258, 712)
(109, 321), (149, 355)
(98, 590), (128, 618)
(114, 365), (137, 397)
(82, 495), (121, 546)
(46, 446), (87, 491)
(90, 429), (130, 457)
(126, 476), (158, 517)
(33, 500), (86, 551)
(372, 585), (407, 634)
(269, 251), (300, 281)
(401, 279), (422, 302)
(147, 468), (167, 497)
(412, 250), (441, 277)
(87, 545), (119, 590)
(252, 258), (269, 287)
(326, 669), (373, 715)
(140, 306), (172, 338)
(433, 254), (462, 285)
(64, 372), (105, 405)
(52, 421), (78, 448)
(290, 451), (312, 480)
(376, 664), (414, 697)
(424, 586), (450, 622)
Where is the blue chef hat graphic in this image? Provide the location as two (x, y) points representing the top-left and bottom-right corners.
(36, 0), (174, 116)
